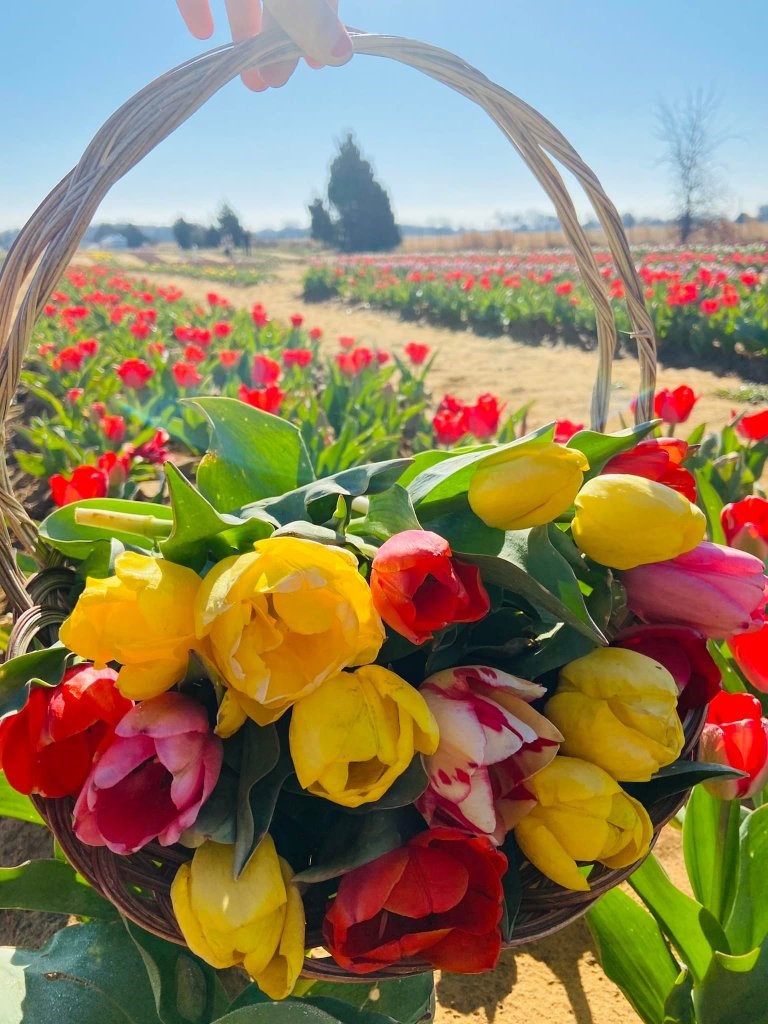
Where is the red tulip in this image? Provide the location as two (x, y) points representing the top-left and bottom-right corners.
(50, 465), (109, 506)
(433, 398), (468, 444)
(252, 354), (281, 386)
(117, 358), (154, 389)
(78, 338), (99, 357)
(133, 429), (170, 465)
(172, 362), (203, 388)
(97, 450), (132, 492)
(130, 322), (150, 340)
(57, 346), (85, 372)
(699, 691), (768, 799)
(184, 344), (207, 365)
(339, 336), (356, 349)
(376, 350), (391, 365)
(290, 313), (304, 328)
(337, 348), (373, 376)
(370, 530), (490, 645)
(219, 350), (240, 368)
(613, 625), (721, 714)
(238, 384), (285, 414)
(323, 828), (506, 974)
(309, 327), (323, 341)
(464, 394), (504, 440)
(700, 299), (720, 315)
(73, 692), (222, 855)
(653, 386), (699, 424)
(404, 342), (430, 365)
(100, 415), (126, 443)
(213, 322), (232, 337)
(602, 438), (696, 502)
(729, 623), (768, 693)
(554, 419), (584, 443)
(722, 496), (768, 561)
(737, 409), (768, 442)
(0, 665), (132, 798)
(252, 304), (269, 327)
(281, 348), (313, 369)
(66, 388), (84, 403)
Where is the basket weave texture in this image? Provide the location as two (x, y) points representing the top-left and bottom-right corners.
(0, 27), (687, 982)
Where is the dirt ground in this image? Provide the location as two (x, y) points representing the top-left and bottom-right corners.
(0, 253), (729, 1022)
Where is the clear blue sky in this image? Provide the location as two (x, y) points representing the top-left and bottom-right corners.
(1, 1), (766, 232)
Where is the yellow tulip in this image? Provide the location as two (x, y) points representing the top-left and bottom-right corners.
(468, 442), (589, 530)
(195, 537), (385, 727)
(513, 756), (653, 891)
(571, 473), (706, 570)
(289, 665), (439, 807)
(544, 647), (684, 782)
(58, 552), (201, 699)
(171, 837), (305, 1000)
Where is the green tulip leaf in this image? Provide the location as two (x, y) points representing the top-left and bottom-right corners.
(663, 969), (694, 1024)
(160, 463), (248, 566)
(244, 459), (412, 528)
(39, 498), (173, 559)
(683, 787), (741, 924)
(586, 887), (681, 1024)
(0, 921), (163, 1023)
(179, 765), (239, 847)
(212, 1006), (394, 1024)
(347, 485), (422, 542)
(293, 809), (414, 884)
(234, 723), (290, 878)
(193, 397), (315, 513)
(0, 646), (70, 713)
(499, 835), (523, 942)
(302, 973), (434, 1024)
(566, 421), (658, 478)
(694, 469), (726, 544)
(302, 998), (400, 1024)
(628, 853), (725, 984)
(0, 860), (116, 920)
(624, 761), (746, 804)
(725, 805), (768, 955)
(694, 945), (768, 1024)
(124, 919), (229, 1024)
(0, 773), (44, 825)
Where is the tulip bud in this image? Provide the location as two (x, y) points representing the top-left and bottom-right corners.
(721, 496), (768, 562)
(571, 474), (706, 569)
(544, 647), (684, 782)
(370, 530), (490, 645)
(289, 665), (439, 807)
(171, 837), (305, 1000)
(623, 541), (767, 639)
(417, 665), (562, 841)
(468, 442), (589, 530)
(699, 691), (768, 800)
(512, 756), (653, 891)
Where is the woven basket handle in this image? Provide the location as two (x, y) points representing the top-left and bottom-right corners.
(0, 28), (656, 610)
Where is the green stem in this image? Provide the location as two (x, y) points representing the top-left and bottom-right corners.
(710, 798), (739, 925)
(73, 508), (172, 538)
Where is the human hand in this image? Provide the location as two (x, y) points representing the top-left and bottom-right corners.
(176, 0), (352, 91)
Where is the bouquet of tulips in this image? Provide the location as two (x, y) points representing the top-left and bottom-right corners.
(0, 398), (759, 1003)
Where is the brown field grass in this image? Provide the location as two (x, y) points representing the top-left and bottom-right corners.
(400, 220), (768, 253)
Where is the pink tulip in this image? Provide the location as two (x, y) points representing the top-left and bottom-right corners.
(416, 666), (562, 843)
(623, 541), (768, 639)
(73, 692), (222, 855)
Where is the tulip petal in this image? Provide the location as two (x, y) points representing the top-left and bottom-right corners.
(426, 927), (502, 973)
(385, 847), (469, 918)
(515, 816), (590, 891)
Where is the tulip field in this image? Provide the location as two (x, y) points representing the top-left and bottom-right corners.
(303, 247), (768, 378)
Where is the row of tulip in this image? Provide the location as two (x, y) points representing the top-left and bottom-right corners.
(17, 266), (518, 511)
(302, 248), (768, 376)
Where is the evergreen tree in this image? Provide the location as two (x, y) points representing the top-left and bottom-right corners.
(308, 197), (337, 246)
(309, 135), (400, 253)
(173, 217), (194, 250)
(216, 203), (247, 249)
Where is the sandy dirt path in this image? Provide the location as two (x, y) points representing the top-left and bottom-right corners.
(133, 256), (743, 435)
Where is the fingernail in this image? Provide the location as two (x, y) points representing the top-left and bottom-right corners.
(331, 34), (353, 61)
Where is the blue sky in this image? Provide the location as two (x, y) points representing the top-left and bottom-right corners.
(1, 1), (766, 231)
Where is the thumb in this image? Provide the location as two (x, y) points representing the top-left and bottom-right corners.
(263, 0), (352, 66)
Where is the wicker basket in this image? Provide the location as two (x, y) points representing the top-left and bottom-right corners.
(0, 27), (698, 983)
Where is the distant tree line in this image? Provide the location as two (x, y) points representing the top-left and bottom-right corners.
(172, 204), (251, 252)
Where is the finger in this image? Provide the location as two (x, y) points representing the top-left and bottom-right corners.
(224, 0), (269, 92)
(176, 0), (215, 39)
(257, 7), (299, 88)
(264, 0), (352, 67)
(304, 0), (338, 69)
